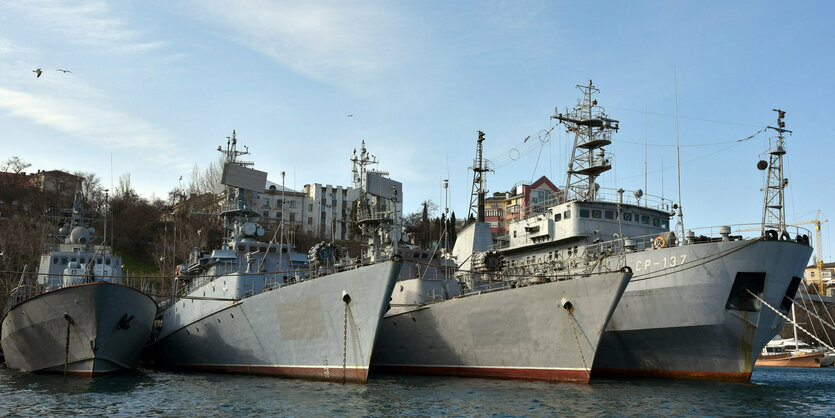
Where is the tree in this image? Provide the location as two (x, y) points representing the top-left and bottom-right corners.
(449, 211), (458, 248)
(117, 172), (135, 200)
(73, 171), (105, 212)
(188, 155), (225, 196)
(1, 156), (31, 174)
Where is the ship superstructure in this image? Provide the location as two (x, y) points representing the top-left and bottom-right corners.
(145, 132), (401, 382)
(1, 192), (157, 376)
(495, 83), (812, 381)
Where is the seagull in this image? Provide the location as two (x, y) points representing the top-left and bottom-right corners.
(523, 135), (531, 143)
(33, 68), (42, 78)
(56, 69), (72, 73)
(347, 114), (353, 117)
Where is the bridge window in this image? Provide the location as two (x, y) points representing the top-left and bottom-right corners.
(653, 218), (660, 226)
(605, 210), (614, 220)
(579, 209), (589, 218)
(623, 213), (632, 221)
(554, 213), (562, 222)
(592, 210), (601, 218)
(641, 215), (650, 225)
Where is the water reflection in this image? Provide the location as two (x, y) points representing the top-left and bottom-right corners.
(0, 364), (833, 416)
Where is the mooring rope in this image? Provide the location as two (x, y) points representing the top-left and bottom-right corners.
(746, 289), (834, 351)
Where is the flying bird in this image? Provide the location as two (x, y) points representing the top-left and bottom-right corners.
(347, 114), (353, 117)
(33, 68), (42, 78)
(56, 69), (71, 73)
(523, 135), (531, 143)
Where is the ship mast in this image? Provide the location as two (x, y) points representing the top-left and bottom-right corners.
(468, 131), (491, 222)
(552, 80), (618, 202)
(351, 141), (396, 261)
(761, 109), (791, 236)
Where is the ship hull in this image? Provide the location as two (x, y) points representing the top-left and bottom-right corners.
(1, 283), (157, 376)
(592, 239), (812, 381)
(144, 260), (400, 383)
(371, 271), (631, 383)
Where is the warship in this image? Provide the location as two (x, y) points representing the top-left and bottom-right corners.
(370, 132), (633, 383)
(492, 82), (813, 381)
(1, 192), (157, 376)
(144, 134), (402, 383)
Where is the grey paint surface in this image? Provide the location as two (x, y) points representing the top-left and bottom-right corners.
(371, 270), (630, 381)
(145, 260), (401, 382)
(592, 239), (813, 378)
(1, 283), (157, 375)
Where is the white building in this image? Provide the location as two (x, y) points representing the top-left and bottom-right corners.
(255, 181), (308, 235)
(302, 183), (353, 240)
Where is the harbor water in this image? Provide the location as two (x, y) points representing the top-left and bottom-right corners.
(1, 366), (834, 416)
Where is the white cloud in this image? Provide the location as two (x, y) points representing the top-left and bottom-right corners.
(0, 0), (166, 53)
(0, 86), (177, 158)
(186, 0), (408, 86)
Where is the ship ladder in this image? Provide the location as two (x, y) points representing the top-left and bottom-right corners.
(745, 290), (835, 352)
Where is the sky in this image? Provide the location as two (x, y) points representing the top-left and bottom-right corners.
(1, 1), (834, 261)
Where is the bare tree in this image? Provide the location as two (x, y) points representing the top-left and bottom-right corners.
(188, 155), (225, 196)
(117, 172), (134, 200)
(1, 156), (31, 174)
(73, 171), (105, 212)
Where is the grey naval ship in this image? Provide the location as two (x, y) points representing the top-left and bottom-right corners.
(371, 132), (633, 383)
(144, 134), (401, 383)
(493, 82), (812, 381)
(1, 192), (157, 376)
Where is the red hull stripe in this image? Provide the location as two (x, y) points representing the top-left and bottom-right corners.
(591, 367), (752, 382)
(161, 364), (370, 383)
(372, 365), (591, 383)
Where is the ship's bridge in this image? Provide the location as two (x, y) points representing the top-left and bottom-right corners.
(503, 198), (673, 251)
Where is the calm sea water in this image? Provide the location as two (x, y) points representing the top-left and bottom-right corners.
(1, 366), (834, 416)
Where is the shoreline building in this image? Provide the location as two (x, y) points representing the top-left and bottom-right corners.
(484, 176), (561, 238)
(302, 183), (352, 241)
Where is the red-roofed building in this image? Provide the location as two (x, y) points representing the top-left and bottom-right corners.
(484, 176), (562, 237)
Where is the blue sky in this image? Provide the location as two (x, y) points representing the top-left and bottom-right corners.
(1, 1), (833, 261)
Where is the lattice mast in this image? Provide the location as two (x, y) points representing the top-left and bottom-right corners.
(468, 131), (491, 222)
(552, 80), (618, 202)
(761, 109), (791, 235)
(218, 130), (258, 235)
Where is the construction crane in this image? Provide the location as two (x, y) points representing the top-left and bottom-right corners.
(785, 210), (829, 292)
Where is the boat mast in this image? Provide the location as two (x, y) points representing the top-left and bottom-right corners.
(552, 80), (618, 202)
(468, 131), (490, 222)
(761, 109), (791, 236)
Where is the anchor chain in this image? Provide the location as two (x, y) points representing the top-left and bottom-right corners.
(63, 314), (74, 376)
(343, 302), (348, 384)
(567, 312), (590, 378)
